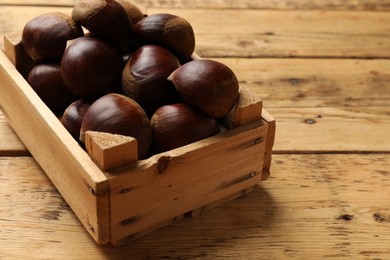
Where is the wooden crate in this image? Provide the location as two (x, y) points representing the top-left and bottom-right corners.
(0, 32), (275, 246)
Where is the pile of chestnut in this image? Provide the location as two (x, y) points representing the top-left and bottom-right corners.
(21, 0), (240, 159)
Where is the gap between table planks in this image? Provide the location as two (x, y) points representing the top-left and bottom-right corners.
(1, 154), (389, 259)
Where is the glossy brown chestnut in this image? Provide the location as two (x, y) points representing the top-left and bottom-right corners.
(72, 0), (132, 51)
(122, 45), (181, 117)
(80, 93), (152, 159)
(22, 12), (83, 61)
(61, 99), (93, 141)
(27, 62), (77, 114)
(168, 59), (239, 118)
(132, 13), (195, 60)
(61, 36), (123, 98)
(151, 103), (219, 153)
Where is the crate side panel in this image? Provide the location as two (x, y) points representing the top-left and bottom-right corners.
(0, 51), (110, 244)
(261, 110), (276, 180)
(108, 120), (268, 243)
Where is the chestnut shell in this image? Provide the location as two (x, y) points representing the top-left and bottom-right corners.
(122, 45), (181, 117)
(61, 99), (93, 141)
(61, 36), (123, 98)
(151, 103), (219, 153)
(133, 13), (195, 61)
(168, 59), (239, 118)
(80, 93), (152, 159)
(22, 12), (83, 61)
(72, 0), (132, 51)
(27, 62), (77, 114)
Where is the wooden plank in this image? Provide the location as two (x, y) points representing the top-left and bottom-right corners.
(0, 0), (76, 6)
(0, 7), (389, 58)
(3, 31), (35, 78)
(217, 58), (390, 108)
(138, 0), (390, 10)
(269, 106), (390, 153)
(261, 109), (275, 180)
(185, 9), (390, 58)
(1, 0), (390, 10)
(0, 50), (110, 243)
(1, 154), (390, 258)
(0, 111), (27, 155)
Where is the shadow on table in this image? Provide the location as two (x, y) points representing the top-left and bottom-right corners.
(99, 184), (279, 259)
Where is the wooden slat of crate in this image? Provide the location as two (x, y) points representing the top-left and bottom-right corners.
(0, 50), (110, 244)
(107, 119), (269, 245)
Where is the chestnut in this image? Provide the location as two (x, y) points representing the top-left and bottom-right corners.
(72, 0), (132, 51)
(80, 93), (152, 159)
(22, 12), (83, 61)
(168, 59), (239, 118)
(122, 45), (181, 117)
(61, 36), (123, 98)
(61, 99), (93, 141)
(133, 13), (195, 61)
(151, 103), (219, 153)
(115, 0), (145, 24)
(27, 62), (77, 114)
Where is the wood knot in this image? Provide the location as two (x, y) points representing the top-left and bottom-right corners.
(304, 118), (316, 124)
(157, 156), (171, 174)
(121, 215), (140, 226)
(289, 78), (302, 85)
(373, 212), (390, 223)
(337, 214), (354, 221)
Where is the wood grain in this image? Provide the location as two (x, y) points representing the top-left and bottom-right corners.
(0, 112), (26, 155)
(0, 7), (389, 58)
(1, 154), (389, 258)
(217, 58), (390, 108)
(186, 9), (390, 58)
(107, 120), (269, 244)
(85, 131), (138, 171)
(1, 0), (390, 10)
(269, 106), (390, 153)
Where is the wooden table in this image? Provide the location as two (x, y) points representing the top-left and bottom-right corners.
(1, 0), (389, 258)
